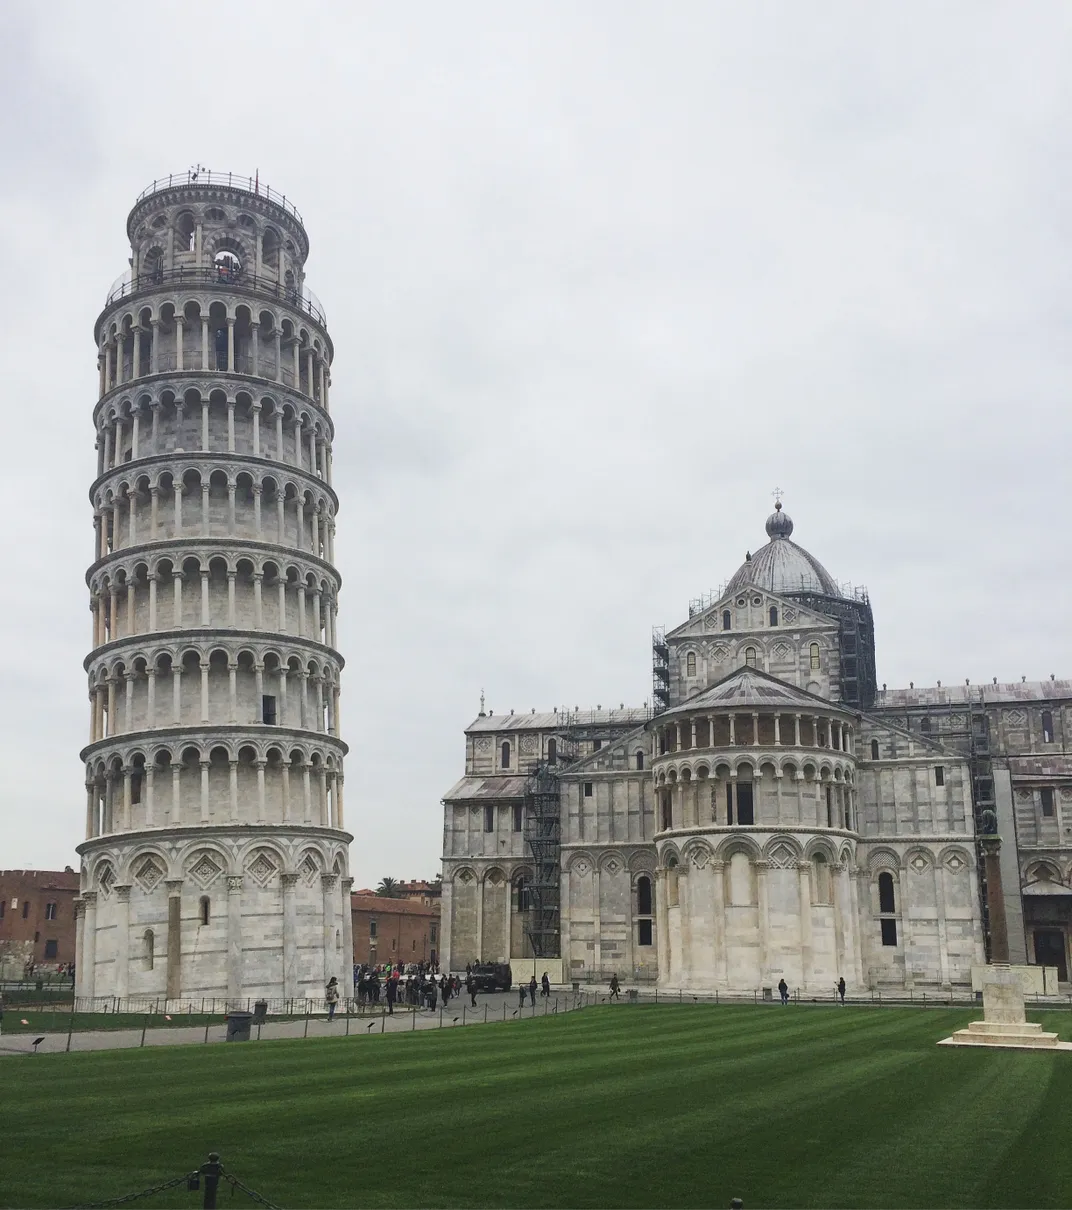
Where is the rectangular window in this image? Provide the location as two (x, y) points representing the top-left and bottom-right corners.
(430, 924), (437, 944)
(0, 901), (4, 919)
(44, 939), (58, 959)
(484, 805), (495, 832)
(935, 766), (944, 787)
(22, 901), (30, 919)
(512, 805), (523, 833)
(369, 920), (377, 938)
(736, 783), (754, 826)
(262, 694), (277, 725)
(45, 903), (56, 921)
(593, 739), (602, 751)
(131, 775), (142, 805)
(1041, 787), (1055, 817)
(412, 939), (416, 951)
(880, 918), (898, 947)
(637, 919), (653, 946)
(583, 782), (593, 798)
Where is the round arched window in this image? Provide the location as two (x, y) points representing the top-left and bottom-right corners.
(214, 249), (241, 280)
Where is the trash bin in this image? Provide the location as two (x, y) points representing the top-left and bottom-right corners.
(627, 989), (639, 1003)
(761, 987), (773, 1002)
(252, 1000), (268, 1024)
(225, 1011), (253, 1041)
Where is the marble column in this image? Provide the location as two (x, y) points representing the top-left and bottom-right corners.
(166, 880), (183, 1000)
(322, 873), (339, 987)
(114, 885), (132, 1004)
(282, 873), (299, 1000)
(227, 875), (243, 1004)
(80, 891), (98, 1002)
(711, 859), (727, 986)
(797, 861), (813, 987)
(340, 877), (355, 990)
(755, 860), (770, 988)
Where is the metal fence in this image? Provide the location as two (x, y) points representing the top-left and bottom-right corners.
(135, 169), (304, 223)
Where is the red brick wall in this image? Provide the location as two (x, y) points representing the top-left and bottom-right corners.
(351, 895), (440, 967)
(0, 870), (80, 968)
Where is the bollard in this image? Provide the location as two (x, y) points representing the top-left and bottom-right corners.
(345, 1007), (350, 1037)
(485, 1004), (488, 1024)
(203, 1018), (210, 1044)
(440, 1006), (444, 1029)
(503, 1003), (507, 1022)
(201, 1152), (222, 1210)
(381, 1004), (385, 1033)
(66, 1010), (75, 1053)
(463, 1005), (466, 1025)
(304, 1002), (310, 1038)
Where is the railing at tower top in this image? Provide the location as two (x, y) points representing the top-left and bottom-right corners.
(134, 170), (304, 224)
(104, 266), (327, 328)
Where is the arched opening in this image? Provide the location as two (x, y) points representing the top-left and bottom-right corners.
(871, 739), (879, 760)
(1042, 711), (1055, 744)
(547, 737), (557, 765)
(769, 606), (778, 627)
(809, 643), (821, 670)
(637, 876), (652, 915)
(744, 647), (757, 668)
(722, 610), (731, 631)
(812, 854), (832, 904)
(635, 750), (644, 771)
(143, 929), (155, 970)
(199, 896), (210, 926)
(515, 876), (530, 913)
(686, 652), (697, 677)
(920, 716), (931, 733)
(501, 741), (511, 769)
(878, 871), (895, 914)
(214, 249), (241, 282)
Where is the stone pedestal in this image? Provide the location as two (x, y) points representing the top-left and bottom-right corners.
(939, 965), (1071, 1051)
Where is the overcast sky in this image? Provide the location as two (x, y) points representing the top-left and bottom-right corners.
(3, 3), (1071, 886)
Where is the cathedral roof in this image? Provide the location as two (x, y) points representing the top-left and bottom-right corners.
(725, 502), (840, 598)
(659, 666), (848, 719)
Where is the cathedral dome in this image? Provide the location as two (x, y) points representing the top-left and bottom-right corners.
(725, 503), (840, 597)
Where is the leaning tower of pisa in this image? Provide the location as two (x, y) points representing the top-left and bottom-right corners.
(76, 171), (352, 1008)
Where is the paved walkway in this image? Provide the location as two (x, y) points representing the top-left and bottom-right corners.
(0, 991), (587, 1056)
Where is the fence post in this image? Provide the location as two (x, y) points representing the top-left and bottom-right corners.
(141, 1014), (148, 1047)
(503, 1002), (507, 1022)
(381, 1004), (385, 1033)
(484, 1004), (488, 1024)
(203, 1017), (210, 1045)
(412, 1006), (416, 1031)
(440, 1006), (444, 1029)
(463, 1005), (466, 1025)
(304, 1001), (310, 1038)
(66, 1010), (75, 1053)
(345, 1007), (350, 1037)
(201, 1152), (222, 1210)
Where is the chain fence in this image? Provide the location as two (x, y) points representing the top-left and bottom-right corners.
(73, 1152), (277, 1210)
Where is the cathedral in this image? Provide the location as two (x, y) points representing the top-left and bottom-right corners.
(440, 503), (1072, 993)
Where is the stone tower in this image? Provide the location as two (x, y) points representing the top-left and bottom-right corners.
(76, 171), (352, 1008)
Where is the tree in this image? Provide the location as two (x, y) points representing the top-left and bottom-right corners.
(376, 877), (402, 898)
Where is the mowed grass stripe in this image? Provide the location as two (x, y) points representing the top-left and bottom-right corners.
(3, 1006), (1071, 1209)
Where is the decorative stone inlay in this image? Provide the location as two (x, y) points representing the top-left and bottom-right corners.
(188, 853), (223, 889)
(945, 854), (966, 873)
(134, 856), (165, 893)
(573, 860), (591, 877)
(246, 850), (278, 887)
(767, 842), (796, 869)
(457, 870), (474, 885)
(1003, 709), (1027, 726)
(520, 736), (537, 754)
(910, 854), (930, 873)
(476, 736), (492, 751)
(98, 865), (115, 896)
(604, 858), (621, 875)
(300, 854), (320, 886)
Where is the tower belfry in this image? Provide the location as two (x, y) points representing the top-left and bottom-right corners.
(77, 170), (352, 1007)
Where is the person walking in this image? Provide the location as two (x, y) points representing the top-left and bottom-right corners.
(427, 980), (438, 1012)
(837, 976), (846, 1006)
(528, 975), (538, 1006)
(609, 974), (621, 1000)
(467, 974), (478, 1009)
(778, 978), (789, 1006)
(385, 974), (397, 1015)
(541, 972), (551, 998)
(518, 984), (527, 1011)
(326, 976), (340, 1020)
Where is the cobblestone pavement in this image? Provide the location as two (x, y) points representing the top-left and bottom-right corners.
(0, 990), (590, 1056)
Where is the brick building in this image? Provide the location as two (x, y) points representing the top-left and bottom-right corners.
(0, 869), (80, 972)
(351, 894), (440, 967)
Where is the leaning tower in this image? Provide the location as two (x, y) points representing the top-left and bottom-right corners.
(76, 171), (352, 1008)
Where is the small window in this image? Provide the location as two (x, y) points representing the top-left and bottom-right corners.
(686, 652), (697, 676)
(825, 785), (833, 827)
(1041, 788), (1055, 817)
(878, 871), (895, 914)
(130, 774), (142, 805)
(412, 939), (417, 951)
(0, 901), (4, 919)
(45, 902), (57, 921)
(369, 920), (377, 938)
(199, 896), (210, 926)
(769, 606), (778, 627)
(22, 901), (29, 919)
(635, 751), (644, 771)
(736, 782), (754, 826)
(637, 919), (653, 946)
(547, 738), (557, 765)
(583, 782), (593, 798)
(44, 939), (58, 959)
(871, 739), (879, 760)
(1042, 711), (1054, 744)
(637, 876), (652, 915)
(516, 878), (530, 911)
(262, 695), (277, 725)
(880, 918), (898, 947)
(935, 766), (945, 787)
(483, 805), (495, 832)
(512, 805), (523, 833)
(501, 741), (511, 769)
(593, 739), (602, 751)
(661, 798), (672, 830)
(430, 924), (437, 943)
(920, 716), (931, 733)
(144, 929), (154, 971)
(809, 643), (820, 671)
(744, 647), (757, 668)
(722, 610), (731, 631)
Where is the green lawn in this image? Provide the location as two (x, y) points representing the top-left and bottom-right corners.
(3, 1004), (1071, 1209)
